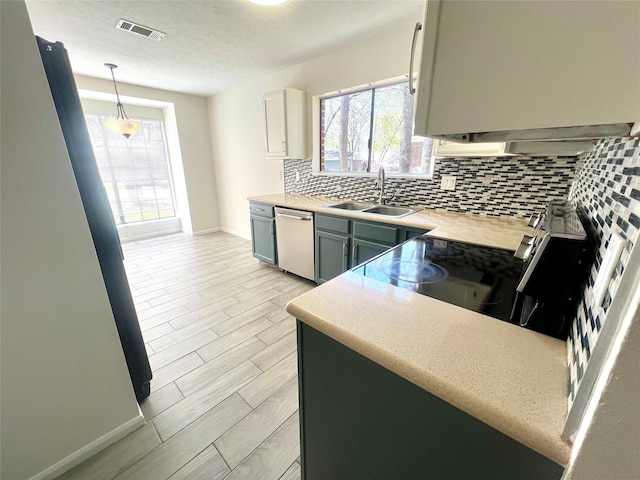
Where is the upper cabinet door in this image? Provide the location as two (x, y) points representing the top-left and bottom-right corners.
(263, 88), (306, 159)
(412, 0), (640, 142)
(263, 90), (287, 158)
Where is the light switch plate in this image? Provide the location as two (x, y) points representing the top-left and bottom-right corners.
(440, 175), (456, 190)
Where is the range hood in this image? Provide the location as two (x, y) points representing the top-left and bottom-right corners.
(431, 123), (635, 144)
(504, 139), (597, 157)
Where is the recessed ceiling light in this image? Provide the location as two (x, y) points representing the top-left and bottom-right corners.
(249, 0), (288, 5)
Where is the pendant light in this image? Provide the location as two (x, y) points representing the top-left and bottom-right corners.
(104, 63), (141, 138)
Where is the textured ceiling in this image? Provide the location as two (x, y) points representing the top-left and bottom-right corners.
(25, 0), (424, 97)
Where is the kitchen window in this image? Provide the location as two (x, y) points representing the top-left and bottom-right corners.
(316, 79), (434, 176)
(84, 114), (177, 225)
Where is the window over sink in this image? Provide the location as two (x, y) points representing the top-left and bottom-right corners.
(313, 78), (434, 177)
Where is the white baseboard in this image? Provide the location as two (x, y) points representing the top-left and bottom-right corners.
(30, 414), (145, 480)
(220, 227), (251, 240)
(193, 227), (222, 236)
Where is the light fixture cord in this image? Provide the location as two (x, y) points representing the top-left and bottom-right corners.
(108, 66), (130, 120)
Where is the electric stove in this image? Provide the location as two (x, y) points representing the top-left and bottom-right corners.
(352, 236), (525, 324)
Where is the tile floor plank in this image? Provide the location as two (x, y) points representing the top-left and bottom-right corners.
(257, 316), (296, 345)
(214, 378), (298, 469)
(115, 394), (251, 480)
(223, 412), (300, 480)
(153, 360), (261, 441)
(169, 302), (233, 330)
(168, 445), (229, 480)
(215, 301), (280, 336)
(196, 317), (274, 362)
(176, 336), (267, 397)
(150, 312), (228, 353)
(150, 352), (205, 393)
(239, 351), (298, 408)
(141, 382), (185, 421)
(141, 322), (175, 343)
(148, 329), (219, 371)
(250, 330), (297, 371)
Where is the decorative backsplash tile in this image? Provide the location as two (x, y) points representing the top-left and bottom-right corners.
(566, 137), (640, 405)
(284, 156), (577, 218)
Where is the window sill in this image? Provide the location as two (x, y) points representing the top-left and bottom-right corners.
(117, 217), (182, 242)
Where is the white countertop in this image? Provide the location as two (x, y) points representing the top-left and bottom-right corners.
(251, 193), (572, 466)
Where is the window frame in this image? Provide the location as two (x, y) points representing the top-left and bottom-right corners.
(312, 76), (434, 178)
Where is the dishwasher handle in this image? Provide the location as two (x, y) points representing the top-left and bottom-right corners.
(274, 207), (313, 221)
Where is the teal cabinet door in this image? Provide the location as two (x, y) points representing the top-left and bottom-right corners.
(250, 215), (277, 264)
(351, 238), (390, 268)
(315, 230), (349, 284)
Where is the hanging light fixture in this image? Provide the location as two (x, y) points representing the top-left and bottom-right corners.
(104, 63), (141, 138)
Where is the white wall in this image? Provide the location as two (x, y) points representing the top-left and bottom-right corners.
(75, 75), (220, 235)
(0, 2), (142, 479)
(208, 22), (420, 237)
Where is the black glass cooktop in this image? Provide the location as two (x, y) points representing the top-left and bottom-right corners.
(352, 237), (525, 323)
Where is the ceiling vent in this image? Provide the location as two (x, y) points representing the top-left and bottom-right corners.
(115, 19), (165, 41)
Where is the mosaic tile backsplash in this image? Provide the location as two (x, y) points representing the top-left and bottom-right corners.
(284, 156), (577, 218)
(567, 136), (640, 406)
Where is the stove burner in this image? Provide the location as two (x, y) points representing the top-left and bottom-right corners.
(377, 258), (449, 284)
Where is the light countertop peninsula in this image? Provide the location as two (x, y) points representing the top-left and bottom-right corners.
(249, 193), (572, 465)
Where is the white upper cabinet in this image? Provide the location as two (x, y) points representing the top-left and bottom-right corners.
(411, 0), (640, 143)
(262, 88), (306, 159)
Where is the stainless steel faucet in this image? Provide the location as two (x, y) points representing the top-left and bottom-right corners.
(375, 167), (386, 204)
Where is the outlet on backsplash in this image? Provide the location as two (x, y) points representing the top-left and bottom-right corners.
(440, 175), (457, 191)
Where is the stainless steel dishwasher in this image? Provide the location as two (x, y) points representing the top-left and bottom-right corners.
(274, 207), (314, 281)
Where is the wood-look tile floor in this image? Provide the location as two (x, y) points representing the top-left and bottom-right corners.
(57, 232), (315, 480)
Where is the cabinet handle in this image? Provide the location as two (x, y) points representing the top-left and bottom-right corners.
(409, 22), (422, 96)
(342, 243), (347, 258)
(352, 245), (357, 260)
(269, 223), (274, 236)
(282, 140), (286, 152)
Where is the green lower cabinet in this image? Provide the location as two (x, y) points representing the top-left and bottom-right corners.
(250, 215), (277, 265)
(314, 230), (349, 284)
(401, 226), (429, 241)
(297, 321), (564, 480)
(351, 238), (390, 268)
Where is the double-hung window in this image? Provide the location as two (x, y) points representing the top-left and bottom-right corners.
(317, 79), (434, 176)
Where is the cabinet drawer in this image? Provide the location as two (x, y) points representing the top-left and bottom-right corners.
(316, 214), (351, 235)
(249, 202), (274, 218)
(353, 221), (398, 246)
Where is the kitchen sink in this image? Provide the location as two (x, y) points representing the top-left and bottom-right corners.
(326, 201), (375, 210)
(326, 202), (417, 218)
(362, 205), (416, 217)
